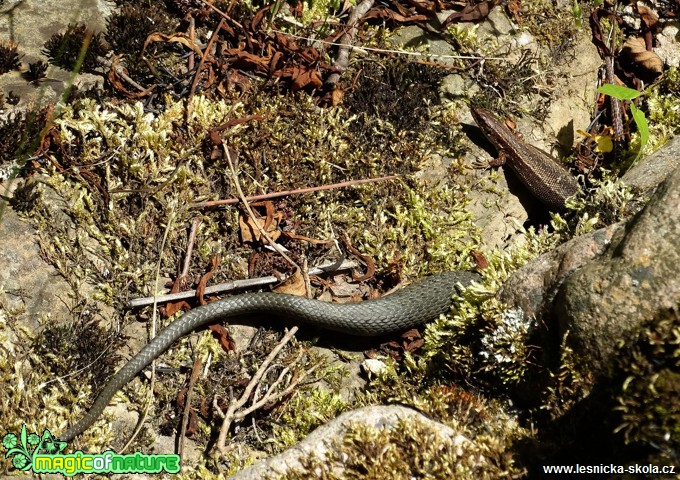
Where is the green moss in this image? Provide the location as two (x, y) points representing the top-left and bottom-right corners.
(272, 388), (348, 449)
(515, 0), (585, 52)
(300, 0), (343, 25)
(282, 415), (523, 479)
(645, 66), (680, 151)
(613, 309), (680, 460)
(42, 24), (108, 74)
(422, 225), (562, 384)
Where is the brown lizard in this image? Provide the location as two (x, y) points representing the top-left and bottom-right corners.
(471, 107), (581, 211)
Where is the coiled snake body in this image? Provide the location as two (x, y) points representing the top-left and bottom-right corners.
(60, 270), (480, 441)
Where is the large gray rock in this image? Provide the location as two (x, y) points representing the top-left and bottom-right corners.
(500, 152), (680, 373)
(621, 136), (680, 195)
(228, 405), (472, 479)
(556, 161), (680, 372)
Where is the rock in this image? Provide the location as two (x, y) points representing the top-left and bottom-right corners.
(361, 358), (387, 377)
(0, 0), (111, 107)
(500, 162), (680, 374)
(227, 405), (472, 480)
(621, 136), (680, 196)
(556, 163), (680, 372)
(0, 205), (72, 326)
(498, 222), (623, 318)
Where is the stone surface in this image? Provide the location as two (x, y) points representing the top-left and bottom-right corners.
(621, 136), (680, 195)
(498, 222), (623, 318)
(556, 163), (680, 372)
(0, 0), (110, 107)
(500, 162), (680, 373)
(0, 205), (71, 326)
(228, 405), (472, 480)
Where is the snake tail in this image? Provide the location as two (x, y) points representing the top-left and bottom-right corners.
(60, 270), (480, 441)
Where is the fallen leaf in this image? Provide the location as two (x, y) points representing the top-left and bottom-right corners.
(621, 37), (663, 77)
(470, 250), (488, 269)
(208, 324), (237, 352)
(197, 256), (221, 305)
(442, 0), (495, 27)
(143, 31), (205, 57)
(239, 205), (282, 244)
(273, 268), (307, 296)
(363, 6), (429, 23)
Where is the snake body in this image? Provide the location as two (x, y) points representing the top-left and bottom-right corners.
(60, 270), (480, 441)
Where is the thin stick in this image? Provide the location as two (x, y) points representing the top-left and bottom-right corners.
(326, 0), (375, 86)
(186, 18), (226, 121)
(271, 30), (508, 61)
(215, 327), (299, 451)
(181, 218), (201, 279)
(178, 356), (203, 460)
(128, 258), (359, 308)
(189, 175), (398, 209)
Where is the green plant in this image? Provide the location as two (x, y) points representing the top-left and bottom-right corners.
(596, 84), (649, 162)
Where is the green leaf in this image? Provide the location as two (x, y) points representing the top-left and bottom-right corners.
(597, 84), (642, 101)
(630, 103), (649, 162)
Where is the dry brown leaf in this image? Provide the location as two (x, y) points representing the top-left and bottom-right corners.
(471, 250), (488, 269)
(207, 324), (237, 352)
(275, 65), (323, 90)
(239, 213), (281, 243)
(197, 256), (221, 305)
(106, 55), (156, 98)
(143, 32), (205, 57)
(161, 276), (191, 317)
(507, 0), (522, 22)
(442, 0), (495, 27)
(273, 268), (307, 296)
(363, 6), (429, 23)
(329, 276), (365, 298)
(636, 4), (659, 29)
(225, 49), (270, 72)
(622, 37), (663, 76)
(330, 86), (344, 107)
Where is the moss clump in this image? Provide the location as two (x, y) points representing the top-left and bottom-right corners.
(0, 294), (114, 460)
(106, 5), (176, 55)
(32, 305), (125, 395)
(344, 59), (447, 133)
(613, 308), (680, 464)
(645, 66), (680, 151)
(24, 60), (48, 82)
(272, 388), (348, 450)
(43, 24), (108, 74)
(283, 415), (522, 479)
(0, 41), (21, 75)
(104, 4), (180, 83)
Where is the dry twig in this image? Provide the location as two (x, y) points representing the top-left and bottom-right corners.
(128, 258), (359, 308)
(178, 356), (203, 460)
(223, 143), (300, 271)
(326, 0), (375, 86)
(213, 325), (324, 454)
(189, 174), (397, 209)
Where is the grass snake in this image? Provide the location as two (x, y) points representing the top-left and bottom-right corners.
(60, 270), (480, 441)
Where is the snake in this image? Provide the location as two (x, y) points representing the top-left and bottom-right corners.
(59, 270), (480, 441)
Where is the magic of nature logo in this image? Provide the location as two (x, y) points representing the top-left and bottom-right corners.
(3, 424), (180, 476)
